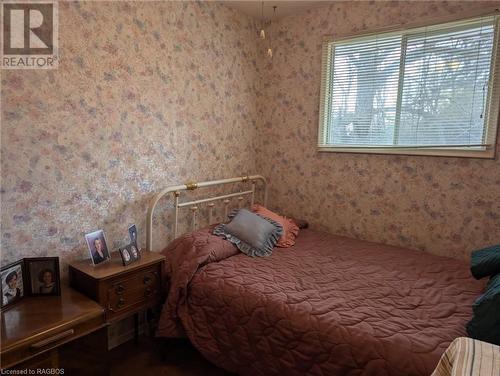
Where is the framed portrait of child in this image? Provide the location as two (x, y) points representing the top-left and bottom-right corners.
(24, 257), (61, 296)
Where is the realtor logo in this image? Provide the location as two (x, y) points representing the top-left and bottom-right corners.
(1, 1), (58, 69)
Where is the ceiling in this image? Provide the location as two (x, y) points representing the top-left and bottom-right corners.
(223, 1), (331, 20)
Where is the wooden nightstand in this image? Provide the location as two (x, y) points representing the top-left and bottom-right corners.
(68, 251), (166, 341)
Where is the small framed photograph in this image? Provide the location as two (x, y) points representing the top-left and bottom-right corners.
(130, 243), (140, 260)
(24, 257), (61, 296)
(85, 229), (111, 266)
(1, 260), (25, 309)
(119, 243), (140, 266)
(119, 245), (132, 266)
(128, 224), (138, 246)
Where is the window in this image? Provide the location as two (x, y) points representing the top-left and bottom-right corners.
(318, 16), (500, 158)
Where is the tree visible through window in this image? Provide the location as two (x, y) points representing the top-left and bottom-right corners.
(319, 16), (500, 157)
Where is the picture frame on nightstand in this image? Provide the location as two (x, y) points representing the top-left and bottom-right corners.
(128, 224), (138, 247)
(85, 229), (111, 266)
(119, 243), (140, 266)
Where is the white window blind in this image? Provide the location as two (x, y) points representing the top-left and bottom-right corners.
(318, 16), (500, 158)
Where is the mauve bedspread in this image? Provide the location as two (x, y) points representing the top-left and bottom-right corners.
(157, 227), (484, 376)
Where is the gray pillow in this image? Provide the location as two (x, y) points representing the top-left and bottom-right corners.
(213, 209), (283, 257)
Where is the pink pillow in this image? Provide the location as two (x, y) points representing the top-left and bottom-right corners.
(251, 204), (299, 248)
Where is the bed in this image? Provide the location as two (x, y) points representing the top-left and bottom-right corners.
(147, 175), (484, 376)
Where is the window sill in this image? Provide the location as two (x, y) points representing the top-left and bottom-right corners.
(317, 146), (496, 159)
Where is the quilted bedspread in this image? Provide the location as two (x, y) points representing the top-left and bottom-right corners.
(157, 228), (484, 376)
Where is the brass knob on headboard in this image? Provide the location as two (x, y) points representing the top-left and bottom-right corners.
(185, 181), (198, 190)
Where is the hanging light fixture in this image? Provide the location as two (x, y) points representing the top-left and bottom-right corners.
(267, 6), (276, 58)
(260, 1), (266, 39)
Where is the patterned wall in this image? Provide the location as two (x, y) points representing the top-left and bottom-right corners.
(1, 1), (261, 269)
(2, 1), (499, 272)
(256, 1), (500, 260)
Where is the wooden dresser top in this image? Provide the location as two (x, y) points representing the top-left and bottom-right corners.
(0, 285), (104, 352)
(69, 251), (165, 280)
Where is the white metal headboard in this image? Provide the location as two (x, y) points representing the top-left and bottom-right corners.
(146, 175), (267, 251)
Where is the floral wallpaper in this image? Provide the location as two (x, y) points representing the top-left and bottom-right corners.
(256, 1), (500, 260)
(1, 0), (499, 275)
(0, 1), (261, 270)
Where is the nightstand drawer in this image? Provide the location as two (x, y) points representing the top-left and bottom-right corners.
(105, 265), (161, 318)
(69, 251), (166, 325)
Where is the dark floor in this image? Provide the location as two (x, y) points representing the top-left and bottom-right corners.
(108, 336), (235, 376)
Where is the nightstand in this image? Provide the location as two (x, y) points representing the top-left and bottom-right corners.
(68, 251), (166, 342)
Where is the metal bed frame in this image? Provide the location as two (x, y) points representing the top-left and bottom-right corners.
(146, 175), (267, 252)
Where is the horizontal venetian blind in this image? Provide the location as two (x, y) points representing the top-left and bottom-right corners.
(318, 16), (500, 156)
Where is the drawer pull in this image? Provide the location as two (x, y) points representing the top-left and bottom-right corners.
(116, 284), (125, 294)
(117, 298), (125, 308)
(143, 276), (152, 284)
(144, 287), (152, 297)
(30, 329), (75, 349)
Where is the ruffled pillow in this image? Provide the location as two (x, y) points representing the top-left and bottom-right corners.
(251, 204), (299, 247)
(213, 209), (283, 257)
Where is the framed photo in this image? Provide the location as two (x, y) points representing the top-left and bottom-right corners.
(119, 245), (132, 266)
(128, 224), (138, 247)
(130, 243), (140, 260)
(119, 243), (140, 266)
(24, 257), (61, 296)
(85, 229), (111, 266)
(1, 260), (25, 309)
